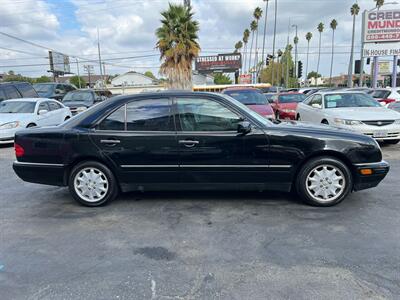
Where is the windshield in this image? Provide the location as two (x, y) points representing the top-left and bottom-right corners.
(33, 84), (54, 93)
(63, 91), (94, 102)
(0, 101), (36, 113)
(279, 94), (306, 103)
(224, 90), (267, 105)
(324, 93), (381, 108)
(371, 90), (391, 99)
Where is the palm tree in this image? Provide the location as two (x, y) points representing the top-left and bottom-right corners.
(347, 3), (360, 87)
(329, 19), (338, 86)
(242, 29), (250, 73)
(375, 0), (385, 9)
(253, 7), (263, 72)
(305, 32), (313, 86)
(316, 22), (324, 76)
(156, 3), (200, 90)
(234, 41), (243, 53)
(294, 36), (299, 81)
(248, 20), (258, 73)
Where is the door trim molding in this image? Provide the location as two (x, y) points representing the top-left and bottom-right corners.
(120, 164), (292, 169)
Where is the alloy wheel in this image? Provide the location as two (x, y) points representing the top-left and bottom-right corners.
(74, 167), (109, 203)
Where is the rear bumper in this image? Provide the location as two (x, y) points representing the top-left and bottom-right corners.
(353, 161), (390, 191)
(13, 161), (67, 186)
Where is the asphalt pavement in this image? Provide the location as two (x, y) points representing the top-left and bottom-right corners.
(0, 144), (399, 299)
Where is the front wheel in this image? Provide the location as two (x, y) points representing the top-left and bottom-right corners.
(296, 157), (352, 207)
(68, 161), (118, 207)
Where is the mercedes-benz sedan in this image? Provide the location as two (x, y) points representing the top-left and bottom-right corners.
(13, 91), (389, 207)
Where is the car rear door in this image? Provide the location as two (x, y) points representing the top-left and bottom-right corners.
(174, 95), (270, 185)
(36, 101), (52, 126)
(89, 97), (180, 187)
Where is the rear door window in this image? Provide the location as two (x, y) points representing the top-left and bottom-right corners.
(49, 101), (62, 111)
(38, 102), (50, 112)
(16, 83), (38, 98)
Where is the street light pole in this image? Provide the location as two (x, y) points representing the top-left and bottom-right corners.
(261, 0), (269, 73)
(271, 0), (278, 86)
(292, 24), (298, 87)
(286, 18), (290, 88)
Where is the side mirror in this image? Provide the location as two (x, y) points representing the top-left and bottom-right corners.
(311, 103), (322, 109)
(237, 121), (252, 135)
(55, 89), (62, 94)
(38, 109), (48, 115)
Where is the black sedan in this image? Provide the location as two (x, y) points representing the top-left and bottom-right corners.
(13, 91), (389, 207)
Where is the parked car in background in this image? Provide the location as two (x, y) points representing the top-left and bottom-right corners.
(368, 88), (400, 106)
(62, 89), (110, 115)
(222, 87), (275, 119)
(271, 92), (307, 120)
(0, 98), (71, 144)
(296, 91), (400, 144)
(12, 91), (389, 207)
(0, 82), (38, 103)
(33, 83), (76, 100)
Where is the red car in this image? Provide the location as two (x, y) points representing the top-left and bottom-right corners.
(271, 93), (307, 120)
(222, 87), (275, 119)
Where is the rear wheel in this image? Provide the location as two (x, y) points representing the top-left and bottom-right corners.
(384, 139), (399, 145)
(64, 116), (70, 121)
(321, 119), (329, 125)
(68, 161), (118, 207)
(26, 123), (36, 128)
(296, 114), (301, 121)
(296, 157), (352, 207)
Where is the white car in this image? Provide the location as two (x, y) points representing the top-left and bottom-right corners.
(296, 91), (400, 144)
(0, 98), (72, 144)
(369, 88), (400, 104)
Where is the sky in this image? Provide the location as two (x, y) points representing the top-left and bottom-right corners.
(0, 0), (398, 80)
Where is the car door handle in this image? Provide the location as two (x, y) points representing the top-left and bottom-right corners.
(100, 139), (121, 145)
(178, 140), (199, 147)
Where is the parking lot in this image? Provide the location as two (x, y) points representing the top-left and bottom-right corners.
(1, 143), (400, 299)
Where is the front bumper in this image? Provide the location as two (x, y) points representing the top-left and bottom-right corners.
(353, 161), (390, 191)
(0, 128), (18, 144)
(336, 123), (400, 140)
(13, 161), (67, 186)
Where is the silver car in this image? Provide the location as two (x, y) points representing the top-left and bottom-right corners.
(296, 91), (400, 144)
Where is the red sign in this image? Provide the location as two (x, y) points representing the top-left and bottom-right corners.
(364, 9), (400, 43)
(239, 74), (251, 84)
(195, 53), (242, 73)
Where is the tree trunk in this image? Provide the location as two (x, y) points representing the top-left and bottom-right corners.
(248, 32), (254, 74)
(317, 32), (322, 76)
(329, 30), (335, 86)
(347, 15), (356, 88)
(306, 41), (310, 86)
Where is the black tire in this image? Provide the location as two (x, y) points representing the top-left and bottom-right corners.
(321, 120), (329, 125)
(384, 139), (399, 145)
(275, 111), (280, 120)
(64, 116), (70, 121)
(296, 114), (301, 121)
(295, 156), (352, 207)
(26, 123), (36, 128)
(68, 161), (118, 207)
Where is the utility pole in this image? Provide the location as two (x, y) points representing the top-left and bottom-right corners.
(286, 18), (290, 88)
(271, 0), (278, 86)
(97, 27), (103, 87)
(84, 65), (94, 88)
(75, 58), (81, 88)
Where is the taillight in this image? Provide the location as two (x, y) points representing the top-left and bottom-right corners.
(384, 98), (396, 104)
(15, 143), (24, 158)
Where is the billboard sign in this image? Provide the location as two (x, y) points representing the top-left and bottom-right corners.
(363, 42), (400, 56)
(239, 74), (251, 84)
(195, 53), (242, 73)
(364, 9), (400, 43)
(49, 51), (70, 73)
(378, 61), (391, 74)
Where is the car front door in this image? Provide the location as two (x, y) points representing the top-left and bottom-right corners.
(89, 97), (180, 187)
(174, 96), (269, 185)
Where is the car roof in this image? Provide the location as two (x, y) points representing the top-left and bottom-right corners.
(222, 87), (259, 92)
(316, 91), (369, 96)
(2, 98), (54, 103)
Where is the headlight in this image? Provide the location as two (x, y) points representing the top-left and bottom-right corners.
(334, 118), (362, 125)
(282, 109), (296, 113)
(0, 121), (20, 130)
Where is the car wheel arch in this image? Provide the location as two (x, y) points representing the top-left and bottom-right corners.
(64, 156), (120, 189)
(291, 151), (355, 191)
